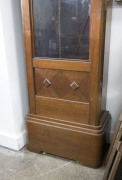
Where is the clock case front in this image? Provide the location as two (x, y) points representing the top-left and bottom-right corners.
(21, 0), (111, 168)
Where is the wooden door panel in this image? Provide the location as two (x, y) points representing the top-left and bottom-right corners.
(34, 68), (90, 102)
(36, 96), (89, 124)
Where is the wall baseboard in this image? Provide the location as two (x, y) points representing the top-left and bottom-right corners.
(0, 130), (27, 150)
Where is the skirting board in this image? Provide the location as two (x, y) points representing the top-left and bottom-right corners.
(0, 130), (27, 150)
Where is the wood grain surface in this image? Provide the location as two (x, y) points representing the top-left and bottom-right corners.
(35, 96), (89, 124)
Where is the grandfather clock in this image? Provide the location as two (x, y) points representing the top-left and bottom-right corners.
(21, 0), (110, 168)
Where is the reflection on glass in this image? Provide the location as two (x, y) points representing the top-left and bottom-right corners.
(33, 0), (90, 60)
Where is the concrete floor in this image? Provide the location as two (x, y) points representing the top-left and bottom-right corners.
(0, 146), (105, 180)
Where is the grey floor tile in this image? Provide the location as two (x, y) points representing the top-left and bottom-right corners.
(0, 146), (105, 180)
(34, 162), (105, 180)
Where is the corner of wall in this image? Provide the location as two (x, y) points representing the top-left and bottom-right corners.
(0, 130), (27, 151)
(0, 0), (28, 150)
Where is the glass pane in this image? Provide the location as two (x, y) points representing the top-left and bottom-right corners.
(33, 0), (91, 60)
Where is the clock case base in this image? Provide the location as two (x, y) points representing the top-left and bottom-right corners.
(26, 111), (110, 168)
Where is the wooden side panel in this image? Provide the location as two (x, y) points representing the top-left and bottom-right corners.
(34, 68), (90, 103)
(35, 96), (89, 124)
(89, 0), (106, 125)
(21, 0), (35, 114)
(90, 0), (103, 12)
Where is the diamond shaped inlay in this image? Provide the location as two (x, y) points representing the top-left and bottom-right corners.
(52, 71), (71, 98)
(70, 82), (79, 91)
(43, 79), (51, 87)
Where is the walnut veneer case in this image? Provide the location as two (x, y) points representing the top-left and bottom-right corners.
(21, 0), (111, 168)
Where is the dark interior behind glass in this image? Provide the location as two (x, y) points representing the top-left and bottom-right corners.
(33, 0), (90, 60)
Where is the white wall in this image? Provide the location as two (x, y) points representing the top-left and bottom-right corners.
(0, 0), (29, 150)
(103, 1), (122, 142)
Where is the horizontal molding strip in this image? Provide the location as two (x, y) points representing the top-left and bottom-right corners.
(27, 117), (102, 135)
(27, 111), (110, 134)
(35, 95), (89, 104)
(27, 119), (105, 136)
(28, 113), (100, 130)
(33, 59), (91, 72)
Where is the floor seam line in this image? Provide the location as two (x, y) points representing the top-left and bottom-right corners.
(28, 161), (72, 179)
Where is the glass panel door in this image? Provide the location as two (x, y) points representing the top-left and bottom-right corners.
(33, 0), (91, 60)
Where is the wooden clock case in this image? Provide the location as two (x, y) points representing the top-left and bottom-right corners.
(21, 0), (111, 168)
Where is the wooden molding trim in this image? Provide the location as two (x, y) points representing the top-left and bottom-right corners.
(33, 59), (91, 72)
(27, 110), (110, 133)
(21, 0), (35, 114)
(27, 111), (110, 135)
